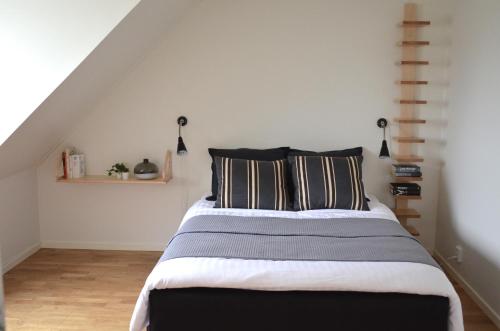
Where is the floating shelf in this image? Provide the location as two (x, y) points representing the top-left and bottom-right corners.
(399, 80), (428, 85)
(393, 154), (424, 162)
(57, 151), (172, 185)
(393, 175), (423, 182)
(400, 60), (429, 65)
(399, 100), (427, 104)
(393, 194), (422, 200)
(400, 41), (430, 46)
(401, 20), (430, 26)
(392, 208), (421, 219)
(403, 224), (420, 236)
(393, 136), (426, 143)
(394, 118), (426, 124)
(57, 175), (170, 185)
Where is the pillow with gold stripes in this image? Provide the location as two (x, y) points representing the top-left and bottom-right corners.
(214, 157), (289, 210)
(289, 155), (369, 211)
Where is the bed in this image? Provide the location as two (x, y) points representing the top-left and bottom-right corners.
(130, 195), (463, 331)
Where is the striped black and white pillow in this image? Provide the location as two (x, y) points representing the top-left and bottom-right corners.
(289, 155), (369, 211)
(214, 157), (289, 210)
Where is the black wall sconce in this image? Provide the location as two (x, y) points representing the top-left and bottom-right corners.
(177, 116), (188, 155)
(377, 118), (390, 159)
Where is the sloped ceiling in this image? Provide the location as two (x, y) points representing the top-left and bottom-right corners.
(0, 0), (199, 179)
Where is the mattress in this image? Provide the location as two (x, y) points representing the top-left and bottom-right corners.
(130, 195), (463, 331)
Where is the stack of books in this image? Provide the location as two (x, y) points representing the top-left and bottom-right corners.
(390, 183), (421, 196)
(393, 164), (421, 178)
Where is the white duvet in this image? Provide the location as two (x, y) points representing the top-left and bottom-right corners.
(130, 195), (463, 331)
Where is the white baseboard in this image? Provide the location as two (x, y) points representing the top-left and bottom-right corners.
(2, 243), (41, 274)
(41, 241), (164, 252)
(434, 251), (500, 329)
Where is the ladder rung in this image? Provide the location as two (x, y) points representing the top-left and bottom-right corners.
(393, 136), (425, 143)
(399, 100), (427, 104)
(394, 118), (426, 124)
(401, 20), (431, 26)
(392, 208), (421, 218)
(403, 224), (420, 236)
(393, 174), (423, 182)
(400, 60), (429, 65)
(393, 155), (424, 162)
(400, 41), (430, 46)
(399, 80), (428, 85)
(393, 194), (422, 200)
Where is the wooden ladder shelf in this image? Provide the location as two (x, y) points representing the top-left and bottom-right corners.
(393, 3), (430, 236)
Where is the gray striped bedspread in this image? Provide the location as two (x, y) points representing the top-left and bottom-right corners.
(160, 215), (438, 268)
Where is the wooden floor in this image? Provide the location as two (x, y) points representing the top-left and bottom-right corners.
(3, 249), (499, 331)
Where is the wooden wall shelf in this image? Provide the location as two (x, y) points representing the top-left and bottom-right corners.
(393, 194), (422, 200)
(399, 80), (428, 85)
(401, 20), (430, 26)
(392, 208), (421, 219)
(393, 155), (424, 162)
(393, 175), (423, 182)
(399, 100), (427, 104)
(57, 151), (172, 185)
(57, 176), (170, 185)
(400, 60), (429, 65)
(394, 118), (426, 124)
(393, 136), (425, 143)
(393, 3), (430, 237)
(400, 41), (430, 46)
(404, 224), (420, 236)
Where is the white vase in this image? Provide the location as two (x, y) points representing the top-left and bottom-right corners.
(122, 172), (129, 180)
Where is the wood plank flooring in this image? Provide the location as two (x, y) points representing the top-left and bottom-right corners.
(4, 249), (161, 331)
(3, 249), (499, 330)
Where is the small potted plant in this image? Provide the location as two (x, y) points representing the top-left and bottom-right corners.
(107, 163), (129, 180)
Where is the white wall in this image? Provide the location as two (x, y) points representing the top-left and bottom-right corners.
(435, 0), (500, 323)
(37, 0), (452, 251)
(0, 0), (140, 145)
(0, 168), (40, 272)
(0, 249), (4, 331)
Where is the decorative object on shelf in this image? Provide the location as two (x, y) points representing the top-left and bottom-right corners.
(177, 116), (188, 155)
(107, 163), (129, 180)
(377, 118), (390, 159)
(134, 159), (159, 180)
(392, 2), (431, 237)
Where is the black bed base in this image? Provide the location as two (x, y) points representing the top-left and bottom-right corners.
(149, 287), (449, 331)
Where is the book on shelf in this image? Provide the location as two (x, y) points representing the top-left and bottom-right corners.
(392, 189), (421, 196)
(394, 171), (422, 177)
(390, 183), (421, 196)
(60, 148), (73, 179)
(69, 154), (86, 179)
(60, 148), (85, 179)
(393, 164), (421, 172)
